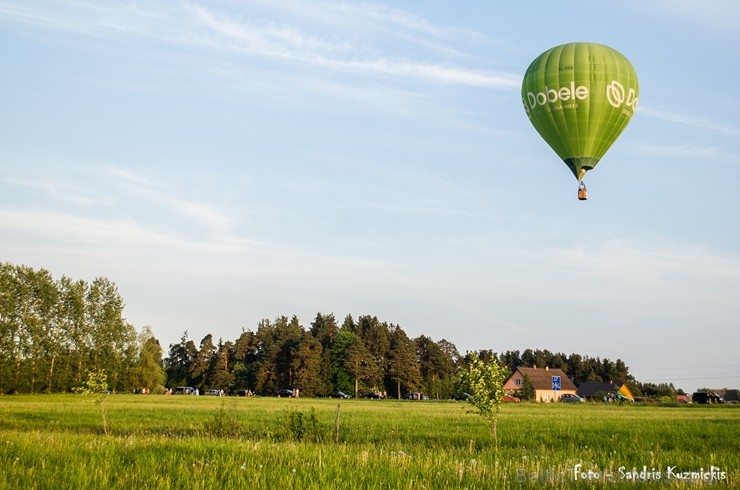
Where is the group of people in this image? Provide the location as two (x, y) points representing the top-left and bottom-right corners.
(163, 386), (225, 396)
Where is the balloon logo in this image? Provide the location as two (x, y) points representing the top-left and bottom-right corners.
(521, 42), (639, 200)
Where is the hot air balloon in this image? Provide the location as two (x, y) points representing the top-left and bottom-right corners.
(521, 42), (639, 200)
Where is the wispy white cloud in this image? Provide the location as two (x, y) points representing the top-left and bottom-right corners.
(442, 231), (740, 307)
(643, 0), (740, 34)
(188, 5), (346, 59)
(640, 106), (740, 136)
(3, 175), (97, 206)
(633, 143), (733, 161)
(95, 165), (239, 239)
(0, 206), (398, 282)
(0, 0), (518, 89)
(188, 5), (517, 88)
(562, 238), (740, 287)
(339, 2), (451, 37)
(0, 0), (173, 40)
(242, 0), (484, 41)
(340, 58), (518, 88)
(0, 208), (238, 252)
(2, 160), (239, 242)
(98, 164), (156, 187)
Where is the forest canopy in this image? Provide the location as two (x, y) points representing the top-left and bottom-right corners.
(2, 262), (670, 398)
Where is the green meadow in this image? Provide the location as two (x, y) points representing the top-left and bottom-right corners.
(0, 395), (737, 489)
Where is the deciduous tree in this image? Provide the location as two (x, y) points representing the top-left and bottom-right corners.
(132, 327), (165, 391)
(458, 355), (508, 450)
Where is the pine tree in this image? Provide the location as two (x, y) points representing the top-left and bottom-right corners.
(209, 340), (235, 391)
(416, 335), (451, 399)
(519, 373), (535, 401)
(232, 330), (258, 392)
(387, 326), (421, 399)
(292, 332), (325, 396)
(164, 332), (197, 388)
(310, 312), (338, 348)
(329, 331), (356, 395)
(357, 316), (391, 381)
(190, 334), (216, 390)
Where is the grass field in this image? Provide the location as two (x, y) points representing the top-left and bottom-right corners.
(0, 395), (737, 489)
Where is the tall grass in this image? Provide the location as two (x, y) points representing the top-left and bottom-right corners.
(0, 395), (737, 488)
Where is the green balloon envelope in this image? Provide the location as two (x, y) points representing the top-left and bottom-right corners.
(521, 42), (639, 182)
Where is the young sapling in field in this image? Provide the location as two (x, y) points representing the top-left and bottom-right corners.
(73, 369), (111, 435)
(458, 355), (508, 451)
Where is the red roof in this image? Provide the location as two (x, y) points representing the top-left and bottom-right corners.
(506, 366), (577, 391)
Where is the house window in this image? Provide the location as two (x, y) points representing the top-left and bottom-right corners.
(515, 378), (521, 386)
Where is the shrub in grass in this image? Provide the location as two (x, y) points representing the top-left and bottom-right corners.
(204, 399), (242, 438)
(659, 395), (679, 407)
(283, 408), (324, 442)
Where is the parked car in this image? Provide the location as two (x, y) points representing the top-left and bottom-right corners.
(276, 388), (294, 397)
(364, 391), (384, 399)
(174, 386), (195, 395)
(451, 391), (471, 401)
(692, 392), (725, 404)
(204, 389), (224, 396)
(503, 394), (521, 403)
(404, 392), (429, 400)
(559, 394), (584, 403)
(329, 391), (350, 399)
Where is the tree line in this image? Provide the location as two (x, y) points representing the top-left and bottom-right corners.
(4, 262), (666, 398)
(0, 263), (164, 394)
(164, 315), (646, 399)
(164, 313), (461, 399)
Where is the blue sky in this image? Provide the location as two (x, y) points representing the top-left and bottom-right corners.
(1, 0), (739, 393)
